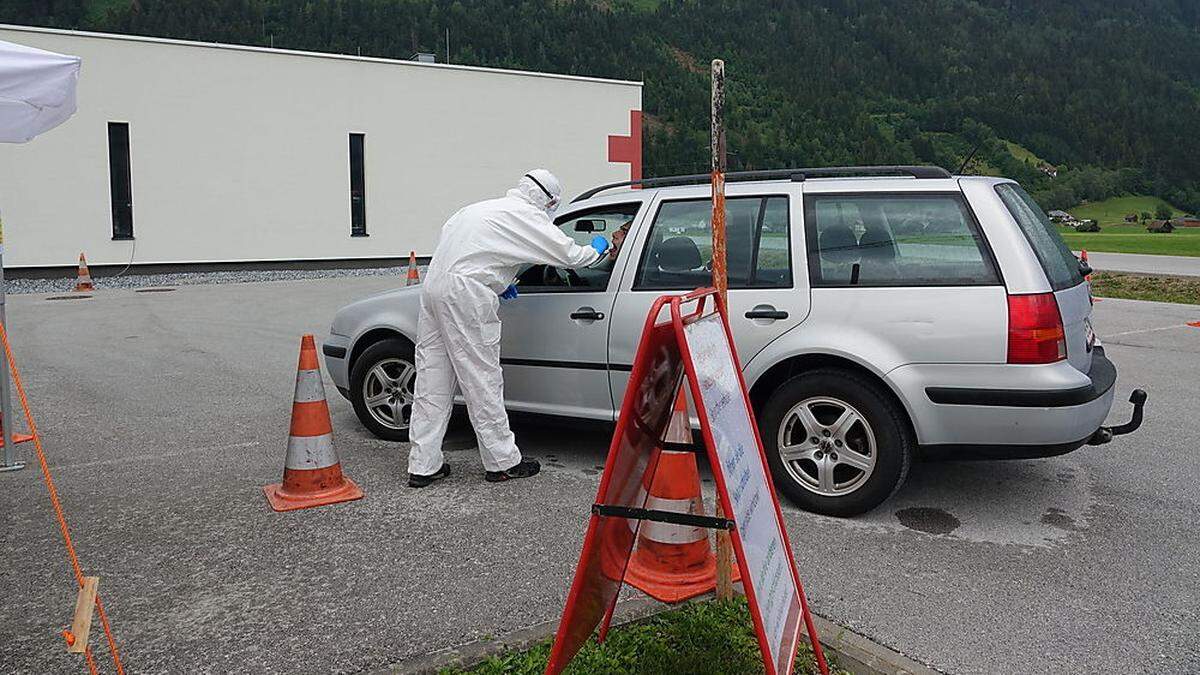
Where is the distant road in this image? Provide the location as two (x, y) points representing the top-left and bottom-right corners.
(1077, 250), (1200, 277)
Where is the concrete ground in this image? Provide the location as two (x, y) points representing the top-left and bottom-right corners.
(1081, 250), (1200, 277)
(1, 278), (1197, 674)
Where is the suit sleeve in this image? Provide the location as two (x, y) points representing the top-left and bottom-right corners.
(508, 211), (601, 268)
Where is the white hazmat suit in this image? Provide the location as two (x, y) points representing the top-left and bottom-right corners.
(408, 170), (602, 477)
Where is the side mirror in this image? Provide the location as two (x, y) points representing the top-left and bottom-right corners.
(575, 219), (606, 233)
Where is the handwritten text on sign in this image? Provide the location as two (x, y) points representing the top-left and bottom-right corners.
(683, 315), (801, 673)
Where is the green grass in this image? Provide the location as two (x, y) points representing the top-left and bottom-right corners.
(1090, 271), (1200, 305)
(1003, 140), (1048, 166)
(1067, 195), (1185, 227)
(1059, 224), (1200, 257)
(442, 598), (839, 675)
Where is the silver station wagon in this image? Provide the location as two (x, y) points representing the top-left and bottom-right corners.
(323, 166), (1145, 515)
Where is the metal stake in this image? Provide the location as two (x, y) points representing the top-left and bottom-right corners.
(710, 59), (732, 599)
(0, 212), (23, 472)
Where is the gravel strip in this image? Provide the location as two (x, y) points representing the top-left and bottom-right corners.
(4, 265), (422, 295)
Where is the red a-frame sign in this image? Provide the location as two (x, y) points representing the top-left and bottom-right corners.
(545, 288), (828, 675)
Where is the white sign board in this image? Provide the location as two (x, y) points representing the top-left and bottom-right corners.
(683, 314), (802, 675)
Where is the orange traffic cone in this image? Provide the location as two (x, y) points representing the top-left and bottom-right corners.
(263, 335), (363, 512)
(623, 389), (739, 603)
(74, 253), (94, 292)
(406, 251), (420, 286)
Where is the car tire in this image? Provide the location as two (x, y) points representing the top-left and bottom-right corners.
(759, 368), (912, 517)
(349, 338), (417, 442)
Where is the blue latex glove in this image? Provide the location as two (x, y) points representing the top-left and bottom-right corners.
(590, 235), (610, 256)
(499, 284), (519, 300)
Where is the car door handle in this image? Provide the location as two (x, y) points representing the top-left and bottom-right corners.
(570, 308), (605, 321)
(745, 308), (788, 320)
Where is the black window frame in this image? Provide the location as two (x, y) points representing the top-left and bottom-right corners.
(515, 201), (646, 295)
(107, 121), (134, 241)
(348, 133), (367, 237)
(803, 191), (1003, 289)
(993, 183), (1083, 292)
(632, 194), (794, 292)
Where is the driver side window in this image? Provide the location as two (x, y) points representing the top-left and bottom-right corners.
(515, 202), (642, 293)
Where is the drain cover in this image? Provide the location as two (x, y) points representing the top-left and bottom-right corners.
(46, 295), (92, 301)
(135, 287), (176, 293)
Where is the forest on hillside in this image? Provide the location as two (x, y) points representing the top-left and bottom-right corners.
(4, 0), (1200, 212)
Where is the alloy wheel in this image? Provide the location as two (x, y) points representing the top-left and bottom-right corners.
(777, 396), (876, 497)
(361, 357), (415, 431)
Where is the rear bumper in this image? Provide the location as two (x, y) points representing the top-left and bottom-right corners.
(889, 348), (1117, 448)
(924, 348), (1115, 408)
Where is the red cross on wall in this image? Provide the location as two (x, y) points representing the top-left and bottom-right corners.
(608, 110), (642, 182)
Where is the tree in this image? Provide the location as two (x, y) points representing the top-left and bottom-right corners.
(1155, 203), (1174, 220)
(1140, 211), (1152, 221)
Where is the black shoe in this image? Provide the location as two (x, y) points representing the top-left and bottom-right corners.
(408, 463), (451, 488)
(485, 459), (540, 483)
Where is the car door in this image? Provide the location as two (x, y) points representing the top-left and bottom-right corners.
(497, 201), (646, 420)
(607, 187), (807, 417)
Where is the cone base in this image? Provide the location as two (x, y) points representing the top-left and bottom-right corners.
(624, 555), (742, 604)
(75, 284), (94, 292)
(263, 477), (363, 512)
(0, 433), (34, 447)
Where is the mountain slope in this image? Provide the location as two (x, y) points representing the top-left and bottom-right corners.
(4, 0), (1199, 210)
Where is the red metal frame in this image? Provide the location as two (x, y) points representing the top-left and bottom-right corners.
(544, 294), (685, 674)
(671, 288), (828, 675)
(545, 288), (827, 675)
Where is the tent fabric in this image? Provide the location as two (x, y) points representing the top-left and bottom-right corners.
(0, 39), (80, 143)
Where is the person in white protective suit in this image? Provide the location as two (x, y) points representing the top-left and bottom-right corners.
(407, 169), (611, 487)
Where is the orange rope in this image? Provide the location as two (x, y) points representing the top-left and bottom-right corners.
(0, 323), (125, 675)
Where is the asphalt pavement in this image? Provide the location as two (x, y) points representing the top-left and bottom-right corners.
(1, 278), (1197, 674)
(1080, 250), (1200, 277)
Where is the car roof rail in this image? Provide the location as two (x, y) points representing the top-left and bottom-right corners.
(571, 165), (952, 203)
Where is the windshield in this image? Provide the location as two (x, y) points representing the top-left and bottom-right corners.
(995, 183), (1083, 291)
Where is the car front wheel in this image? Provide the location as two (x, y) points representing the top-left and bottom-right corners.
(349, 338), (416, 442)
(760, 368), (912, 517)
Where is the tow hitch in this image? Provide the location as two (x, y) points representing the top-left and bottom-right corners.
(1088, 389), (1147, 445)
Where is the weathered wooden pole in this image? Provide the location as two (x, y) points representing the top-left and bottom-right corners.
(710, 58), (734, 601)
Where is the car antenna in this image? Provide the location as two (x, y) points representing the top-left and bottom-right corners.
(955, 92), (1024, 175)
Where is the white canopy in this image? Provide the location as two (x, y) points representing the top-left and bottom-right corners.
(0, 39), (80, 143)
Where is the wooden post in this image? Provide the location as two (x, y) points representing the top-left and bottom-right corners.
(710, 58), (734, 601)
(66, 576), (99, 653)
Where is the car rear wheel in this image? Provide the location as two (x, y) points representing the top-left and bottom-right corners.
(350, 338), (416, 442)
(760, 368), (912, 516)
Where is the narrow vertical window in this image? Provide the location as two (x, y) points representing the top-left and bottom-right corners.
(349, 133), (367, 236)
(108, 122), (133, 240)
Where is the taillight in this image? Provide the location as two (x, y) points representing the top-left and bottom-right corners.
(1007, 293), (1067, 364)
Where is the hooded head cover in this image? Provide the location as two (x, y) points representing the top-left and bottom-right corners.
(512, 168), (563, 214)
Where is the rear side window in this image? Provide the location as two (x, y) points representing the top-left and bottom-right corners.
(995, 183), (1083, 291)
(634, 196), (791, 290)
(804, 194), (999, 287)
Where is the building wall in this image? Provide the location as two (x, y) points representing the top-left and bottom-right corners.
(0, 26), (642, 267)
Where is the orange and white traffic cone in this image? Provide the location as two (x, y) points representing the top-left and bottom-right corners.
(74, 253), (94, 292)
(263, 334), (363, 512)
(623, 389), (739, 603)
(406, 251), (420, 286)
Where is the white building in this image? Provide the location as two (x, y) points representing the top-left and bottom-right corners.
(0, 25), (642, 270)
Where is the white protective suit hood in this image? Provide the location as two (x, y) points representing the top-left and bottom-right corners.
(509, 168), (563, 214)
